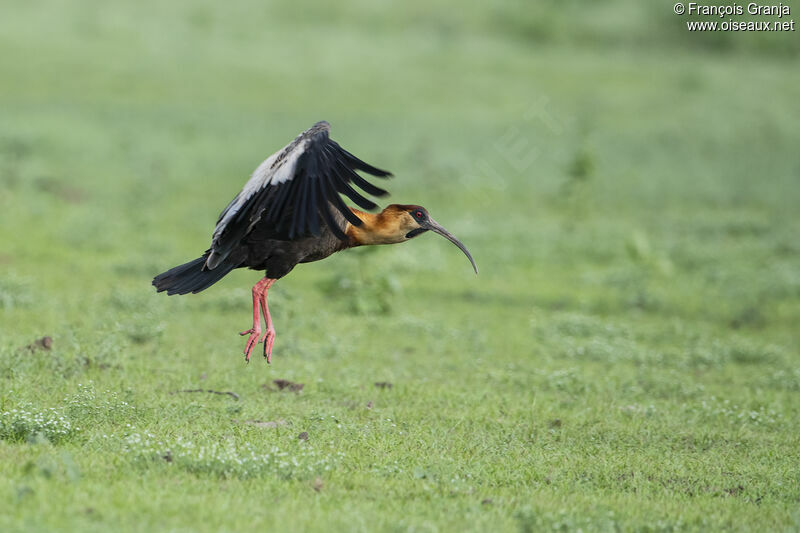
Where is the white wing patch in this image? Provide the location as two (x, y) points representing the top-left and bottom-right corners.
(211, 137), (309, 244)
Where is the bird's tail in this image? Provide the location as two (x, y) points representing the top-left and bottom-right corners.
(152, 256), (237, 295)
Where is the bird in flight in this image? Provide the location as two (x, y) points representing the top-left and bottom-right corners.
(152, 121), (477, 364)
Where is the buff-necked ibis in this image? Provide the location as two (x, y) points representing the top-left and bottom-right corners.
(152, 121), (477, 363)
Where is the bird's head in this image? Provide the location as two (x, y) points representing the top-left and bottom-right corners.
(358, 204), (477, 274)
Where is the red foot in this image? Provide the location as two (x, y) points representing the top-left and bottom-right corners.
(240, 327), (261, 363)
(240, 278), (277, 364)
(259, 327), (276, 364)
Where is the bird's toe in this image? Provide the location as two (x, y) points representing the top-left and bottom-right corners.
(242, 328), (262, 362)
(262, 329), (276, 364)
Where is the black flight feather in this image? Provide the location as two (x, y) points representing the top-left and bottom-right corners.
(206, 121), (393, 269)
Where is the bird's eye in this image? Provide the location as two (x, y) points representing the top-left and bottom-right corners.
(415, 211), (423, 218)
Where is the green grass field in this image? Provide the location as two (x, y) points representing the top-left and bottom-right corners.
(1, 1), (799, 531)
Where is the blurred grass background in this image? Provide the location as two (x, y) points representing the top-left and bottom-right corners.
(1, 0), (799, 531)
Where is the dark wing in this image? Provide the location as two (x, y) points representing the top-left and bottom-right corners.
(205, 121), (391, 270)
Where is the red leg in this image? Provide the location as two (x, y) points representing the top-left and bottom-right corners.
(239, 278), (275, 363)
(257, 279), (277, 363)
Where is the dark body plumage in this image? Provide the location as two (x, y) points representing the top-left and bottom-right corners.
(152, 209), (350, 295)
(229, 206), (351, 279)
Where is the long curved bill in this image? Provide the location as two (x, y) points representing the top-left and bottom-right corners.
(423, 218), (478, 274)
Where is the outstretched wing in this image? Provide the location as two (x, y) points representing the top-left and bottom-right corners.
(205, 121), (392, 270)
